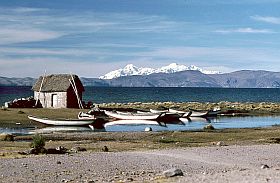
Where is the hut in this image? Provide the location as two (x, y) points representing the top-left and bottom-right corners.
(32, 74), (84, 108)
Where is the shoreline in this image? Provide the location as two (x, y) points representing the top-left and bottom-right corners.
(1, 142), (280, 182)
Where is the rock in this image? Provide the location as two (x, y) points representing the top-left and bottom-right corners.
(18, 151), (28, 155)
(126, 177), (134, 182)
(57, 161), (62, 164)
(261, 164), (270, 169)
(203, 124), (215, 130)
(144, 127), (152, 131)
(56, 146), (67, 154)
(70, 147), (87, 153)
(47, 147), (66, 154)
(163, 168), (183, 177)
(216, 141), (225, 146)
(0, 133), (14, 141)
(102, 146), (109, 152)
(28, 148), (39, 155)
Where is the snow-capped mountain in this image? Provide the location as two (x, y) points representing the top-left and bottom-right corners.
(100, 63), (221, 79)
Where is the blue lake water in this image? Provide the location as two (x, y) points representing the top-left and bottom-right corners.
(2, 86), (280, 105)
(1, 115), (280, 135)
(2, 86), (280, 134)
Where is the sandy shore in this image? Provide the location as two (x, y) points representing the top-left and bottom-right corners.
(1, 144), (280, 183)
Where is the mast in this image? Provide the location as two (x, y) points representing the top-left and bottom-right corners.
(35, 70), (46, 107)
(69, 74), (83, 109)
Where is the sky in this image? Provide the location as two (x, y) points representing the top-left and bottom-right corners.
(1, 0), (280, 77)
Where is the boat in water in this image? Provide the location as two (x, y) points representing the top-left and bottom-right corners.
(104, 110), (161, 120)
(104, 120), (161, 127)
(168, 109), (192, 117)
(28, 115), (95, 126)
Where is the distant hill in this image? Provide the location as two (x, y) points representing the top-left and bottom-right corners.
(209, 70), (280, 88)
(2, 70), (280, 88)
(0, 76), (36, 86)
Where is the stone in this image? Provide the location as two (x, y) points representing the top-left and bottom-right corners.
(144, 127), (152, 131)
(70, 147), (87, 153)
(57, 161), (62, 164)
(102, 146), (109, 152)
(261, 164), (270, 169)
(56, 146), (67, 154)
(203, 124), (215, 130)
(126, 177), (134, 182)
(28, 148), (39, 155)
(216, 141), (225, 146)
(163, 168), (183, 177)
(0, 133), (14, 141)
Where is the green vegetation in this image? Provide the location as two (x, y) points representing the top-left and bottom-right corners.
(1, 127), (280, 158)
(30, 134), (45, 150)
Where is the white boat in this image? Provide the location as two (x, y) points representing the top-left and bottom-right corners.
(149, 109), (168, 113)
(28, 115), (95, 126)
(78, 111), (95, 119)
(104, 120), (160, 127)
(180, 117), (211, 123)
(104, 110), (161, 120)
(168, 109), (192, 117)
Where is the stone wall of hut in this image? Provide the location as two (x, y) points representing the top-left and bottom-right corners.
(34, 91), (67, 108)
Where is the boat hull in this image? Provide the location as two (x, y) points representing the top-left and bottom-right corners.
(104, 111), (160, 120)
(28, 115), (95, 126)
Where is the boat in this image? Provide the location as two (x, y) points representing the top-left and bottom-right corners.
(78, 111), (95, 119)
(104, 110), (161, 120)
(179, 117), (211, 123)
(104, 120), (160, 127)
(190, 108), (222, 117)
(168, 109), (192, 117)
(149, 109), (168, 113)
(28, 115), (95, 126)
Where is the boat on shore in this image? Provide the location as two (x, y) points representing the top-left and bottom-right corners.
(78, 111), (95, 119)
(104, 110), (161, 120)
(190, 108), (221, 116)
(168, 109), (192, 117)
(28, 115), (95, 126)
(104, 120), (161, 127)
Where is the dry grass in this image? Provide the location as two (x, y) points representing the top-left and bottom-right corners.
(1, 126), (280, 158)
(0, 108), (89, 127)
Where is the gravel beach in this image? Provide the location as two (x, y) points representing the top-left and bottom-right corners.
(1, 144), (280, 183)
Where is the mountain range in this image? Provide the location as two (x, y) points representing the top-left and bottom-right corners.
(2, 65), (280, 88)
(99, 63), (220, 79)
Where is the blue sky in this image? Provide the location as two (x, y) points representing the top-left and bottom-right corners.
(1, 0), (280, 77)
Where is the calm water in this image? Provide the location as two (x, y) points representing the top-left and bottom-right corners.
(1, 115), (280, 134)
(2, 86), (280, 134)
(2, 86), (280, 105)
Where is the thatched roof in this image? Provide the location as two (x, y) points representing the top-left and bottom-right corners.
(32, 74), (84, 92)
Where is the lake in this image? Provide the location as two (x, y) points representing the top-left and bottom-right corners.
(1, 115), (280, 135)
(2, 86), (280, 105)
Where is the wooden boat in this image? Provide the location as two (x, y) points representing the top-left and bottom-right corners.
(190, 108), (222, 116)
(28, 115), (95, 126)
(179, 117), (211, 123)
(104, 110), (161, 120)
(149, 109), (168, 113)
(104, 120), (160, 127)
(168, 109), (192, 117)
(78, 111), (95, 119)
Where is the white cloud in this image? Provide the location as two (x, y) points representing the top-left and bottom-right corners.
(12, 7), (48, 13)
(0, 47), (92, 56)
(215, 27), (275, 34)
(0, 58), (117, 78)
(251, 15), (280, 24)
(0, 28), (64, 45)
